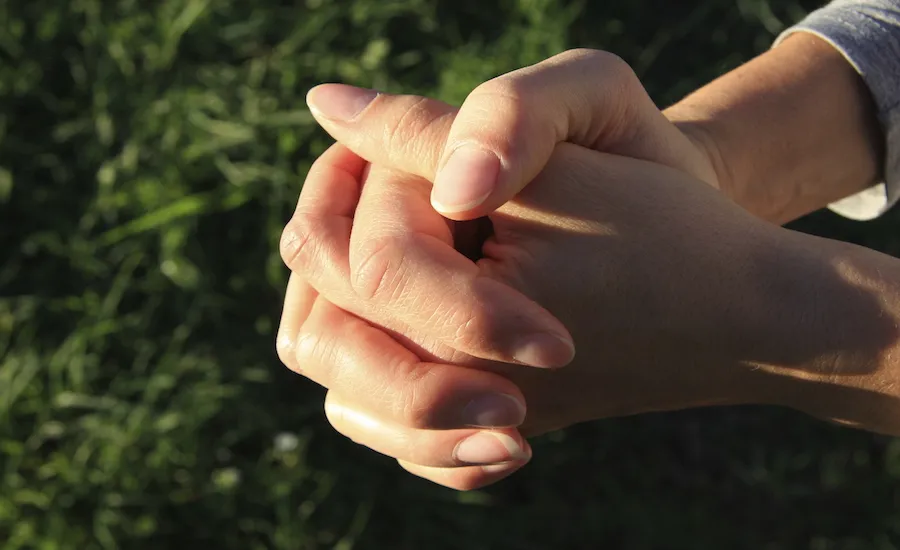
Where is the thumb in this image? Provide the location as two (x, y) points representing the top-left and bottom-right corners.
(307, 49), (710, 221)
(428, 49), (715, 219)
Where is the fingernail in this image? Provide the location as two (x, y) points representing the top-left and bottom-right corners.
(483, 440), (532, 472)
(482, 463), (517, 474)
(431, 145), (501, 214)
(513, 333), (576, 369)
(454, 432), (530, 465)
(462, 394), (526, 428)
(306, 84), (379, 122)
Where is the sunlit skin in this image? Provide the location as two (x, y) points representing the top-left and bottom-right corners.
(277, 35), (897, 491)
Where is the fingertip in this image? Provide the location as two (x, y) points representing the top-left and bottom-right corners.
(480, 460), (528, 476)
(305, 83), (324, 107)
(430, 194), (491, 221)
(512, 332), (576, 369)
(431, 144), (501, 217)
(306, 83), (379, 123)
(461, 392), (527, 429)
(397, 458), (528, 491)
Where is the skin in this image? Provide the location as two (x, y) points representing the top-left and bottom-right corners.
(667, 33), (884, 224)
(278, 35), (896, 491)
(305, 48), (720, 218)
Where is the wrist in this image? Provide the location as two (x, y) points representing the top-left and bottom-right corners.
(733, 230), (900, 434)
(666, 114), (736, 200)
(664, 34), (884, 226)
(664, 102), (779, 223)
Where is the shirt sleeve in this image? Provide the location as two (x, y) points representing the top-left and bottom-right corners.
(774, 0), (900, 221)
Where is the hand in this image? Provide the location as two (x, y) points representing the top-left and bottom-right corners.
(305, 49), (721, 220)
(277, 140), (829, 489)
(278, 145), (537, 490)
(279, 48), (900, 491)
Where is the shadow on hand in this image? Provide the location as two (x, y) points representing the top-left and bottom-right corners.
(462, 147), (900, 437)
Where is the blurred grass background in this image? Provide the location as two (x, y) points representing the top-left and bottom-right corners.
(3, 0), (900, 548)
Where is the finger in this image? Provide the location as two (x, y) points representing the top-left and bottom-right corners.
(348, 163), (576, 368)
(306, 50), (710, 220)
(295, 142), (368, 218)
(324, 392), (532, 468)
(306, 84), (455, 184)
(429, 49), (689, 217)
(397, 457), (527, 491)
(279, 143), (364, 301)
(275, 272), (319, 371)
(282, 154), (576, 369)
(282, 294), (527, 429)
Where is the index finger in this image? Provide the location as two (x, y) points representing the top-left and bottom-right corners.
(346, 163), (576, 369)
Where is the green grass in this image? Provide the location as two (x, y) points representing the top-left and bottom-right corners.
(3, 0), (900, 548)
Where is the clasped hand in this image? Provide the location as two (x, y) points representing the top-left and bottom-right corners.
(277, 50), (900, 490)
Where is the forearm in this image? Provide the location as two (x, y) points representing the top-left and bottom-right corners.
(740, 228), (900, 435)
(664, 33), (884, 225)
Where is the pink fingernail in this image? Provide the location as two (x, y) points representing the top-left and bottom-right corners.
(462, 394), (526, 428)
(454, 432), (530, 465)
(306, 84), (379, 122)
(431, 145), (500, 214)
(513, 333), (576, 369)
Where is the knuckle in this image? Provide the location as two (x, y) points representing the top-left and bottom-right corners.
(554, 47), (602, 64)
(463, 78), (534, 141)
(292, 329), (321, 373)
(559, 48), (637, 86)
(291, 323), (338, 386)
(329, 320), (442, 430)
(470, 77), (530, 107)
(560, 47), (611, 63)
(382, 95), (434, 157)
(350, 235), (407, 301)
(279, 214), (318, 272)
(275, 332), (296, 371)
(391, 364), (439, 430)
(327, 318), (383, 390)
(451, 302), (495, 354)
(595, 51), (638, 85)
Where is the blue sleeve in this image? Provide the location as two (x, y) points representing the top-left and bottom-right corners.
(775, 0), (900, 220)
